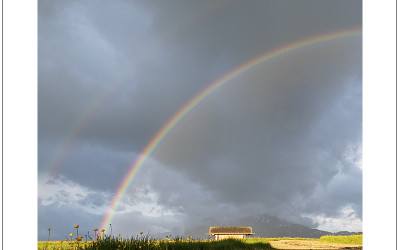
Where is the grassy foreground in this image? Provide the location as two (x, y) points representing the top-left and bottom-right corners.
(38, 237), (273, 249)
(38, 235), (362, 249)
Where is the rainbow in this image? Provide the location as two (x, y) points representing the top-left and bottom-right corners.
(38, 1), (227, 183)
(100, 29), (362, 231)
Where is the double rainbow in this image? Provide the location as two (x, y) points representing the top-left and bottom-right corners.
(100, 29), (362, 231)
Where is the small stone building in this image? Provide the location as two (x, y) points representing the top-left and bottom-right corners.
(209, 227), (254, 240)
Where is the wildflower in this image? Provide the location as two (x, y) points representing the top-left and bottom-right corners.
(74, 225), (79, 228)
(99, 228), (105, 240)
(94, 228), (98, 231)
(70, 233), (73, 236)
(139, 246), (142, 249)
(140, 232), (143, 234)
(48, 228), (51, 241)
(118, 245), (121, 248)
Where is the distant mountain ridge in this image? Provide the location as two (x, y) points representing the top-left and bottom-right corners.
(181, 214), (359, 239)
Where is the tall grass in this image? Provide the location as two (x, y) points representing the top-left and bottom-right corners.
(83, 236), (274, 250)
(38, 237), (274, 249)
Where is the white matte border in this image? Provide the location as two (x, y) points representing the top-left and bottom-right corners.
(1, 0), (397, 249)
(3, 0), (38, 248)
(363, 0), (397, 249)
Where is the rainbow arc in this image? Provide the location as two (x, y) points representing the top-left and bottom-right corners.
(100, 29), (362, 232)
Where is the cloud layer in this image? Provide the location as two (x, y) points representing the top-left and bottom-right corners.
(38, 0), (362, 240)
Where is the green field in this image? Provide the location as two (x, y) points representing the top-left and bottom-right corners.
(38, 234), (362, 249)
(244, 235), (362, 245)
(319, 234), (362, 245)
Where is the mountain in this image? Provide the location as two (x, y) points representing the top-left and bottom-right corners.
(236, 215), (331, 238)
(182, 214), (359, 239)
(333, 231), (362, 236)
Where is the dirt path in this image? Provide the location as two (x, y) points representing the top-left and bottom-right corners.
(269, 240), (362, 250)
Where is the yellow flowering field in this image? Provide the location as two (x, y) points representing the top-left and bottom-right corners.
(38, 241), (95, 250)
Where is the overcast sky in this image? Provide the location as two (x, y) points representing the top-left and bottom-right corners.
(37, 0), (362, 240)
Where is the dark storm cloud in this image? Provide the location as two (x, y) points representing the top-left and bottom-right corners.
(149, 36), (362, 222)
(38, 0), (362, 239)
(38, 0), (361, 151)
(38, 142), (136, 191)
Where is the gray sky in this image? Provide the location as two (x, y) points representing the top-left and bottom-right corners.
(38, 0), (362, 240)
